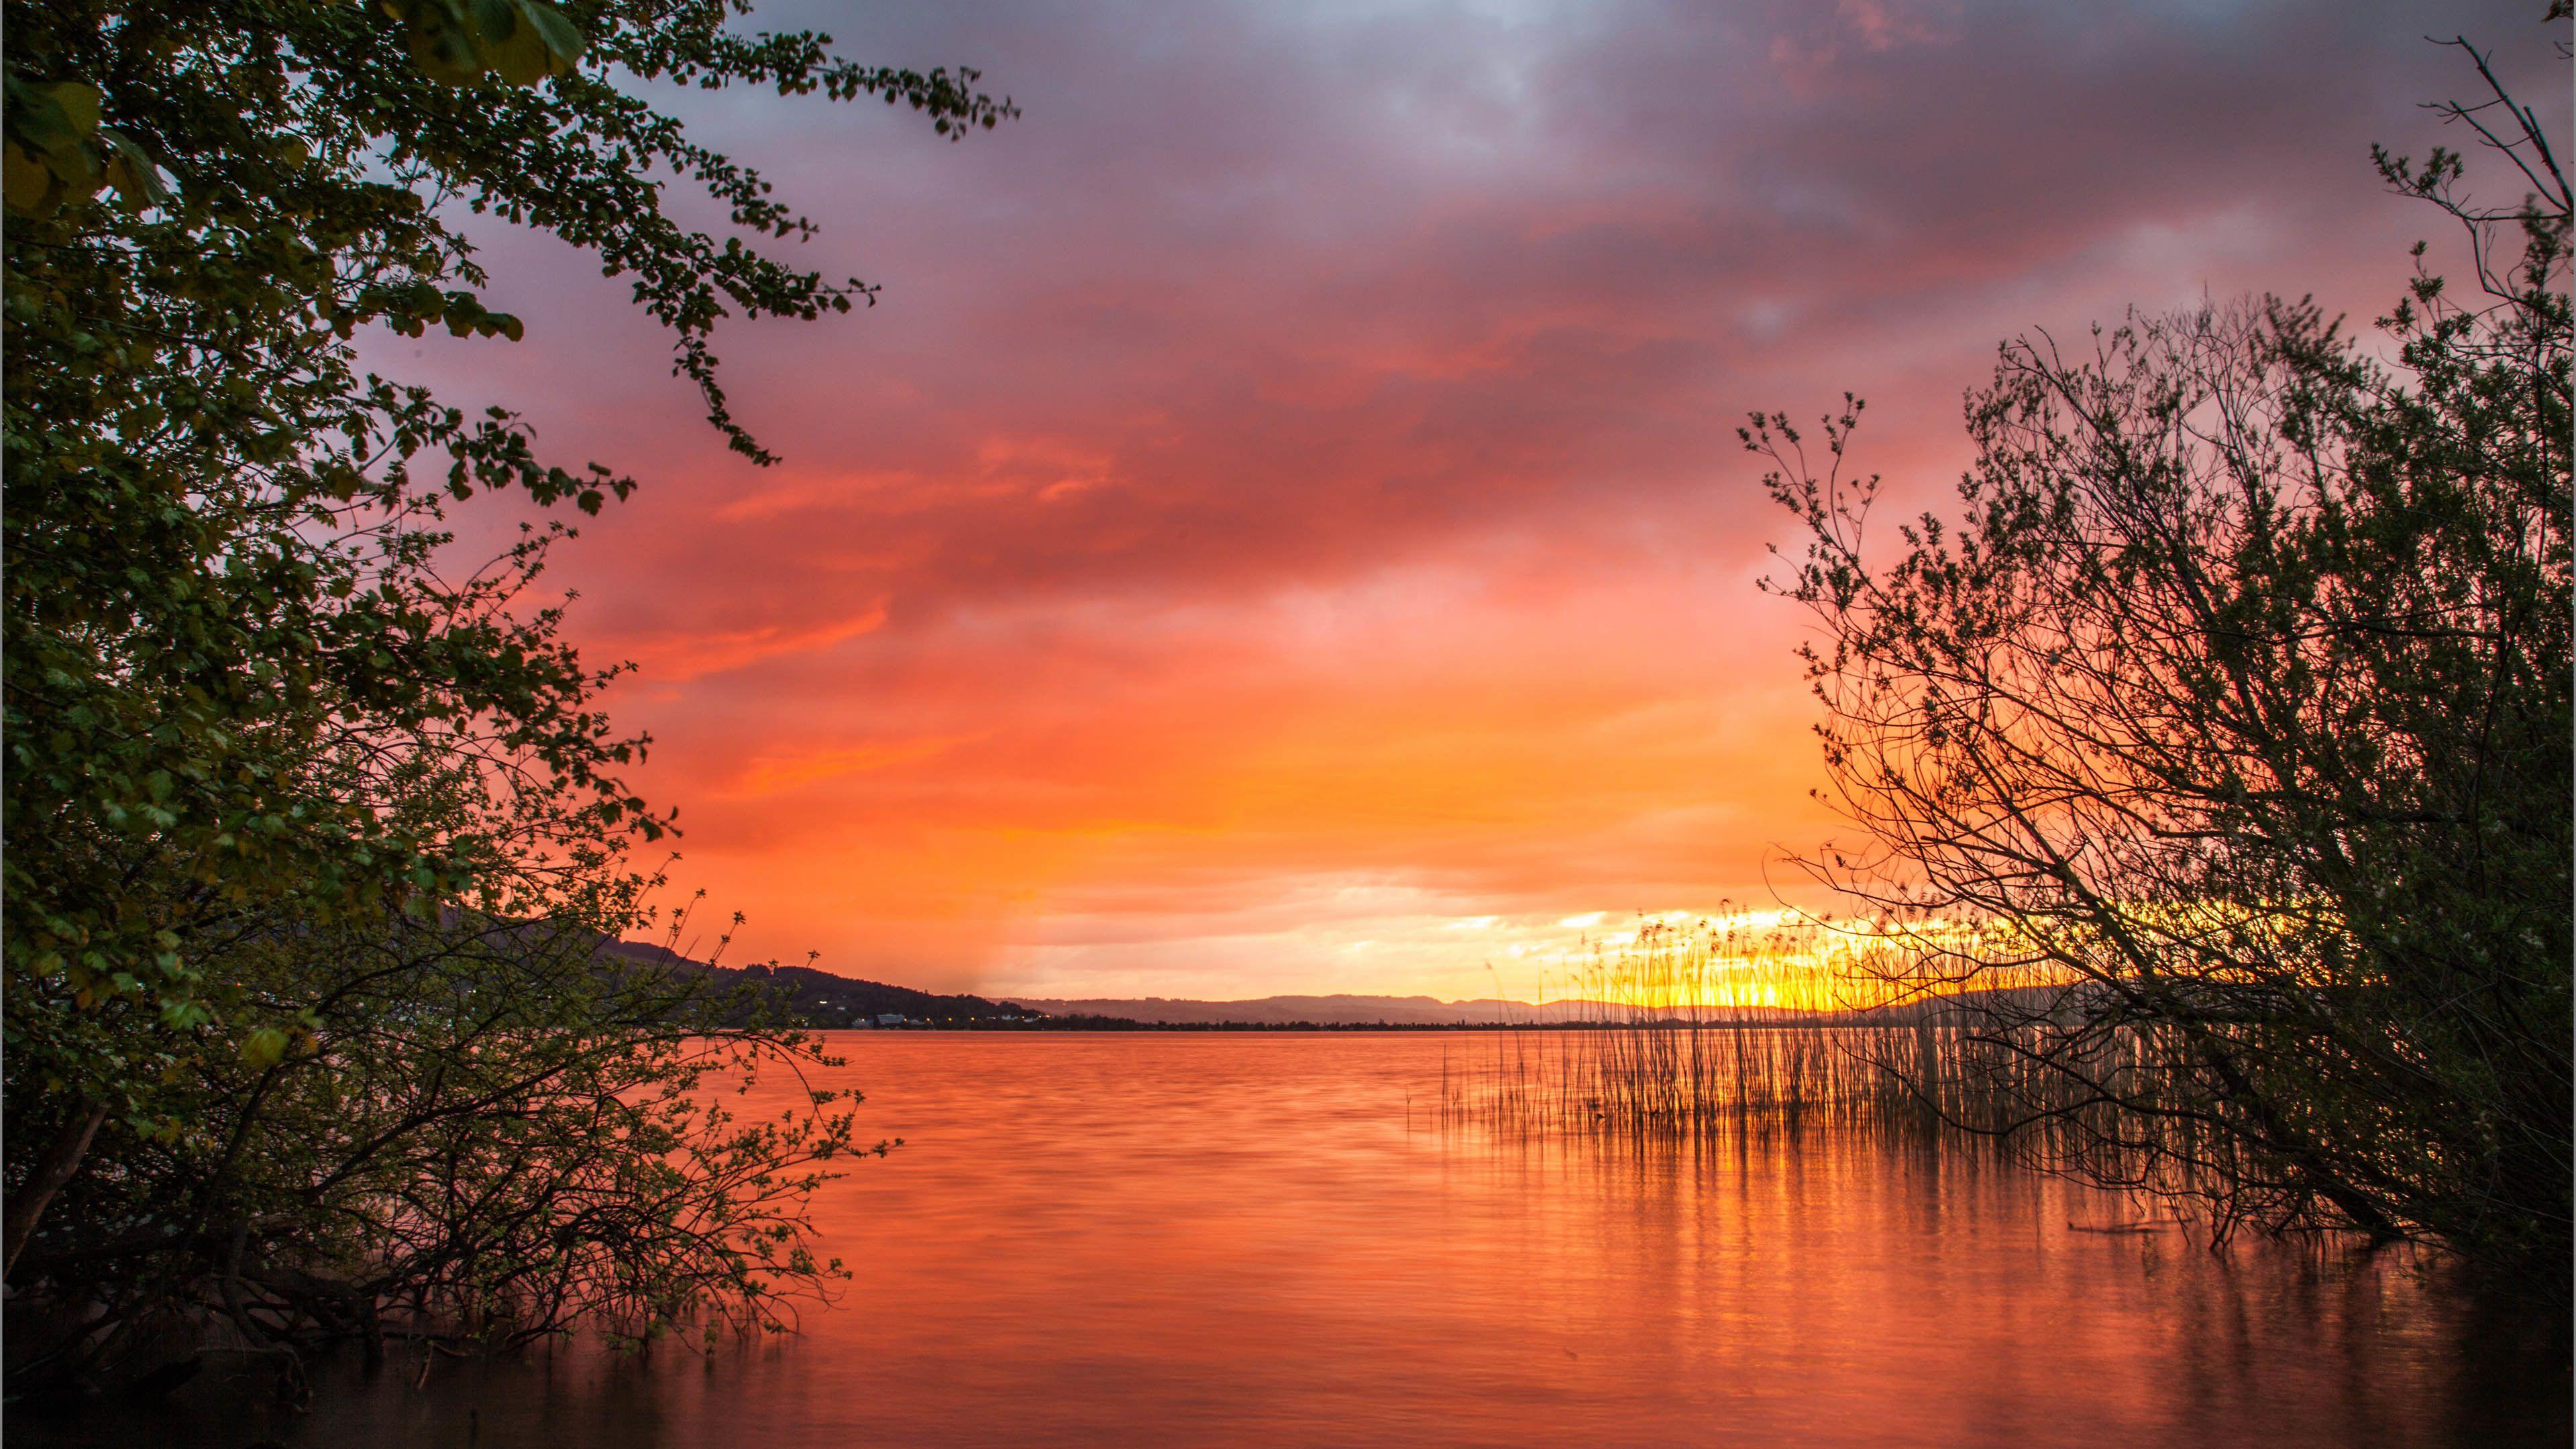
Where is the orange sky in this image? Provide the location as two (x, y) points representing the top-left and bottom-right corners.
(396, 0), (2559, 1000)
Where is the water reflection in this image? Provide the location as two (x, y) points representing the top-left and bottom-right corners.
(41, 1034), (2569, 1448)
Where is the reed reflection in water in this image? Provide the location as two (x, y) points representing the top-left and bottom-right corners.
(113, 1033), (2575, 1448)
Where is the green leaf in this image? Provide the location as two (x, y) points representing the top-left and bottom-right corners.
(241, 1026), (290, 1071)
(100, 128), (168, 209)
(402, 5), (484, 87)
(3, 138), (51, 212)
(43, 81), (100, 135)
(474, 0), (552, 87)
(517, 0), (587, 74)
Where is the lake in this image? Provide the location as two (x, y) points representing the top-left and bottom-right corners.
(57, 1032), (2573, 1447)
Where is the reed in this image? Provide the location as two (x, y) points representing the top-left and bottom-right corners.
(1444, 920), (1909, 1136)
(1439, 919), (2088, 1148)
(1441, 919), (2296, 1242)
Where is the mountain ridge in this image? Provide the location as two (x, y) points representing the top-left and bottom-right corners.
(601, 940), (2030, 1029)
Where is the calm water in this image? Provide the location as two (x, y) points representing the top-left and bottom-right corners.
(75, 1033), (2576, 1446)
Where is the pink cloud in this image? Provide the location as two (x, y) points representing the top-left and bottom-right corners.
(380, 0), (2563, 993)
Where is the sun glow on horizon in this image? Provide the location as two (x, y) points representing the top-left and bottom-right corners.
(423, 0), (2538, 1003)
(971, 901), (2017, 1014)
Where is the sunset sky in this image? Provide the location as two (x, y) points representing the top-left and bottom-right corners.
(401, 0), (2556, 1002)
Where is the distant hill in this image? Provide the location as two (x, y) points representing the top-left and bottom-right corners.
(600, 940), (1061, 1028)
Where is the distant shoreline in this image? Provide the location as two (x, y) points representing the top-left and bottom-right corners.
(614, 942), (2008, 1034)
(837, 1020), (1934, 1034)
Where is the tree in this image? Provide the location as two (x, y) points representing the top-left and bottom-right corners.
(1750, 28), (2569, 1273)
(2, 0), (1010, 1326)
(5, 882), (876, 1396)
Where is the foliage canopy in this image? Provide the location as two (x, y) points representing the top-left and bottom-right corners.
(1753, 32), (2570, 1272)
(3, 0), (1010, 1375)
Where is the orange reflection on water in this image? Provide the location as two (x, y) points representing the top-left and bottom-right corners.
(263, 1034), (2560, 1448)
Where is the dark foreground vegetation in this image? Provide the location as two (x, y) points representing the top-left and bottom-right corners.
(1, 0), (2563, 1428)
(1446, 13), (2571, 1297)
(1737, 22), (2571, 1280)
(3, 0), (1010, 1403)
